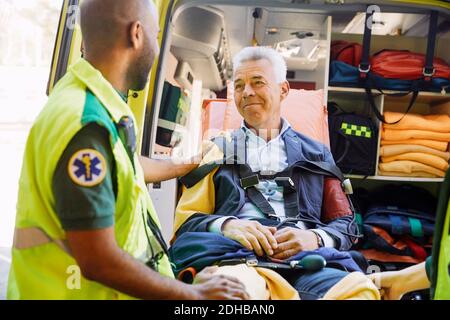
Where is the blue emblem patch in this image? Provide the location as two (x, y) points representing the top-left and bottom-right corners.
(68, 149), (107, 187)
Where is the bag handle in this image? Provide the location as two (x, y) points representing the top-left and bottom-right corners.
(364, 77), (420, 124)
(335, 136), (351, 166)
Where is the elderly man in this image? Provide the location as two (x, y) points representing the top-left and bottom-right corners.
(173, 46), (372, 300)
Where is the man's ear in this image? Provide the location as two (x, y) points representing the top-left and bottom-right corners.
(129, 21), (143, 49)
(280, 81), (290, 101)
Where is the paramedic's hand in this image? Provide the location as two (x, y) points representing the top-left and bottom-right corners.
(222, 219), (278, 256)
(272, 228), (319, 260)
(191, 266), (250, 300)
(368, 261), (429, 300)
(139, 156), (198, 183)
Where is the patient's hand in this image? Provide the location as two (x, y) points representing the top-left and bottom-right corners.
(272, 227), (319, 260)
(222, 219), (278, 256)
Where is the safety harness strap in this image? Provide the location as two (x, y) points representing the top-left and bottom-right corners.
(239, 164), (278, 219)
(179, 162), (219, 188)
(237, 159), (349, 220)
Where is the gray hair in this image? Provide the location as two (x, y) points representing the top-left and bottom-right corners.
(232, 46), (287, 83)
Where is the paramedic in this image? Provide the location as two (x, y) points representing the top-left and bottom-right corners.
(7, 0), (249, 300)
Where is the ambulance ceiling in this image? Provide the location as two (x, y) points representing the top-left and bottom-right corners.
(213, 4), (447, 56)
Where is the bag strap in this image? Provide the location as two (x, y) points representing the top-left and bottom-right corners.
(364, 79), (420, 124)
(358, 6), (373, 78)
(290, 160), (345, 182)
(179, 163), (219, 188)
(424, 11), (439, 81)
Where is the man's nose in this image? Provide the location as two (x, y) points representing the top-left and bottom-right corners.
(243, 83), (255, 98)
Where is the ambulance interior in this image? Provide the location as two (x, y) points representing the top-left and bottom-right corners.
(146, 3), (450, 250)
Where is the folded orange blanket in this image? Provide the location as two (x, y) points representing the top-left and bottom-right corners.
(379, 160), (446, 177)
(378, 170), (438, 178)
(381, 152), (449, 172)
(380, 144), (450, 161)
(384, 112), (450, 133)
(380, 139), (448, 152)
(382, 128), (450, 142)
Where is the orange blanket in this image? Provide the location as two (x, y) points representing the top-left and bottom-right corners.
(380, 139), (448, 152)
(378, 170), (440, 178)
(381, 152), (449, 172)
(379, 160), (446, 177)
(382, 128), (450, 142)
(380, 144), (450, 161)
(384, 112), (450, 133)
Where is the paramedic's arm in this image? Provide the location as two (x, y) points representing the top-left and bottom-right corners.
(67, 227), (249, 300)
(139, 156), (198, 183)
(139, 140), (215, 183)
(368, 259), (430, 300)
(53, 125), (248, 299)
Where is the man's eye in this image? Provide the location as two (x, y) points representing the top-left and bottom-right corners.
(235, 84), (243, 91)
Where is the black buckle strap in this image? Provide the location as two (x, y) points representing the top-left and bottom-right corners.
(358, 63), (371, 75)
(274, 176), (295, 189)
(240, 174), (259, 189)
(358, 6), (373, 79)
(423, 67), (436, 78)
(246, 187), (278, 219)
(423, 11), (438, 81)
(238, 164), (291, 219)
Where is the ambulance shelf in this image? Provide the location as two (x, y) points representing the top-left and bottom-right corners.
(345, 174), (444, 183)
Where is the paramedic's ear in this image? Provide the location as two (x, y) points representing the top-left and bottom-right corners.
(280, 80), (290, 101)
(129, 21), (144, 50)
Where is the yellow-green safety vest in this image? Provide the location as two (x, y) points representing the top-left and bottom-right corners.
(434, 198), (450, 300)
(7, 58), (174, 300)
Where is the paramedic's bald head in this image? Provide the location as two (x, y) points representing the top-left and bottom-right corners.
(80, 0), (160, 91)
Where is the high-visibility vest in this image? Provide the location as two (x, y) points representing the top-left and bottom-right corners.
(434, 199), (450, 300)
(7, 58), (174, 300)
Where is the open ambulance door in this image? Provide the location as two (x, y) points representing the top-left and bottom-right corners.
(47, 0), (81, 96)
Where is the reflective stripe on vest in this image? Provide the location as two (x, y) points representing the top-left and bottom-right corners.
(13, 227), (71, 255)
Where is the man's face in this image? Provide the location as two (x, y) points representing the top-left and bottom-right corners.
(233, 59), (286, 130)
(129, 4), (160, 91)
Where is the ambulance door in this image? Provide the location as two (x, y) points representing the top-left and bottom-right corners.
(47, 0), (82, 95)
